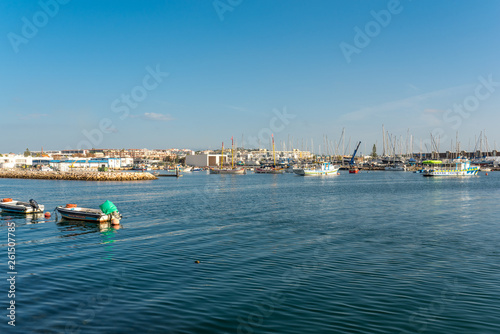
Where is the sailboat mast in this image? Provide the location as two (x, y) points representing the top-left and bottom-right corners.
(272, 134), (276, 165)
(221, 142), (224, 167)
(231, 136), (234, 169)
(382, 125), (385, 156)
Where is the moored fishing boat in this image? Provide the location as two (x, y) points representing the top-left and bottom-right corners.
(210, 138), (247, 175)
(255, 165), (284, 174)
(209, 167), (246, 174)
(0, 198), (44, 214)
(56, 200), (121, 222)
(384, 163), (407, 171)
(293, 162), (340, 176)
(348, 165), (359, 174)
(422, 159), (479, 177)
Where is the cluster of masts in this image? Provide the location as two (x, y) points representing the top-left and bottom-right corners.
(224, 126), (497, 159)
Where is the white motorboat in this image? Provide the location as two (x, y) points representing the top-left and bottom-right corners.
(385, 164), (407, 171)
(56, 201), (121, 222)
(293, 162), (340, 176)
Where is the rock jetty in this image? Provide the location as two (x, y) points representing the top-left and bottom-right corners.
(0, 169), (158, 181)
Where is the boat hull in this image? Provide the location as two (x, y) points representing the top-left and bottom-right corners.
(422, 160), (479, 177)
(423, 168), (479, 177)
(56, 206), (119, 222)
(255, 168), (284, 174)
(209, 168), (246, 174)
(293, 164), (340, 176)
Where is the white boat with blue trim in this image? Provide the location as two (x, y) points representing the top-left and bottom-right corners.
(422, 159), (479, 177)
(293, 162), (340, 176)
(56, 201), (121, 222)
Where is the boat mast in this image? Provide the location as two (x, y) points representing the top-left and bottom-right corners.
(231, 136), (234, 169)
(382, 125), (386, 156)
(272, 134), (276, 165)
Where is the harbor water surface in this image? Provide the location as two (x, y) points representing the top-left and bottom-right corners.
(1, 171), (499, 333)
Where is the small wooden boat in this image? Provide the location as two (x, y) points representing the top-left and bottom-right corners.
(56, 201), (121, 222)
(255, 166), (285, 174)
(0, 198), (44, 214)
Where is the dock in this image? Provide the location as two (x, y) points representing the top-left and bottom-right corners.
(157, 173), (183, 177)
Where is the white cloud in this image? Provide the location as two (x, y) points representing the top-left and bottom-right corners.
(19, 113), (48, 120)
(131, 113), (173, 121)
(424, 108), (446, 114)
(225, 105), (248, 113)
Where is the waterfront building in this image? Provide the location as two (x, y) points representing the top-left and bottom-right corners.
(0, 154), (33, 168)
(185, 154), (227, 167)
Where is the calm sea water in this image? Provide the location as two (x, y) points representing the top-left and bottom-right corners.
(1, 171), (499, 334)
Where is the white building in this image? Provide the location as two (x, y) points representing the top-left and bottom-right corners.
(0, 155), (33, 168)
(49, 158), (122, 170)
(120, 157), (134, 167)
(185, 154), (227, 167)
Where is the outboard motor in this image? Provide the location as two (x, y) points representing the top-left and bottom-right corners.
(29, 199), (40, 211)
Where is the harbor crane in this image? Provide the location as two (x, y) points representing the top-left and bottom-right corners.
(349, 141), (361, 174)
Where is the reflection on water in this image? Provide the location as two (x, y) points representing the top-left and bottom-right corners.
(56, 219), (121, 236)
(0, 211), (45, 225)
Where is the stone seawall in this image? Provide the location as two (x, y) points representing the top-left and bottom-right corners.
(0, 170), (158, 181)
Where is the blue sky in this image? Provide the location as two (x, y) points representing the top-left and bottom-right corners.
(1, 0), (499, 155)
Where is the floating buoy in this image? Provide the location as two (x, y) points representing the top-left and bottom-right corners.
(194, 260), (200, 264)
(337, 172), (340, 175)
(485, 173), (488, 176)
(44, 212), (51, 218)
(111, 218), (120, 225)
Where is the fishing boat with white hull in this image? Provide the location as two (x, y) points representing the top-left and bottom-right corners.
(422, 159), (479, 177)
(0, 198), (44, 214)
(56, 201), (121, 222)
(293, 162), (340, 176)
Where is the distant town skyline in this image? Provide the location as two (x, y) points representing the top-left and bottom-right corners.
(2, 1), (499, 154)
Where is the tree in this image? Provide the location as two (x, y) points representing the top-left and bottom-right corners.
(24, 148), (31, 157)
(371, 144), (377, 158)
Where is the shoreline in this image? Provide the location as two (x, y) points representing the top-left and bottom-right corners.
(0, 169), (158, 181)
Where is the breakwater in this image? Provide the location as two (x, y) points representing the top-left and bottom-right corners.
(0, 169), (158, 181)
